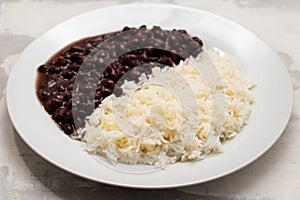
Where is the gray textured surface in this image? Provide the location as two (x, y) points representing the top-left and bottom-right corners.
(0, 68), (7, 96)
(0, 33), (33, 63)
(1, 0), (300, 199)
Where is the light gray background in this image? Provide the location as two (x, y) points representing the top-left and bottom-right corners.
(0, 0), (300, 199)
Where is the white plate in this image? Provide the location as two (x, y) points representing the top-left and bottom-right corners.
(6, 4), (293, 189)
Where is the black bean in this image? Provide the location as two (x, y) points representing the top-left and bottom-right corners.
(49, 66), (62, 74)
(178, 29), (187, 34)
(130, 59), (143, 67)
(118, 70), (126, 77)
(152, 26), (162, 32)
(158, 56), (173, 66)
(68, 63), (81, 71)
(148, 56), (160, 62)
(105, 67), (119, 80)
(60, 70), (75, 80)
(53, 107), (67, 121)
(70, 45), (85, 53)
(38, 64), (50, 73)
(100, 87), (112, 96)
(66, 99), (72, 108)
(85, 41), (94, 48)
(139, 51), (148, 61)
(70, 52), (85, 63)
(56, 84), (66, 92)
(67, 83), (74, 90)
(139, 25), (147, 29)
(95, 92), (102, 99)
(122, 26), (130, 31)
(101, 79), (115, 89)
(47, 97), (63, 110)
(54, 56), (70, 66)
(38, 89), (51, 100)
(64, 52), (72, 59)
(192, 36), (203, 47)
(64, 110), (73, 123)
(54, 94), (64, 99)
(61, 123), (74, 135)
(93, 35), (105, 44)
(63, 92), (72, 101)
(170, 53), (179, 62)
(111, 62), (121, 69)
(119, 65), (131, 73)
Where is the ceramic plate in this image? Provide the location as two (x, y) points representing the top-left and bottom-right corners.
(6, 4), (293, 188)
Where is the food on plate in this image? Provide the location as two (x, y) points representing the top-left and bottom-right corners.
(79, 51), (255, 167)
(36, 25), (203, 137)
(35, 25), (254, 167)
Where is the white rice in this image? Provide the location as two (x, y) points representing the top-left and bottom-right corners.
(78, 50), (255, 167)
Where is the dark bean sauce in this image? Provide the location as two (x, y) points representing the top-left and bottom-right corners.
(36, 25), (203, 137)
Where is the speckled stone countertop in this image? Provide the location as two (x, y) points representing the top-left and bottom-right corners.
(0, 0), (300, 199)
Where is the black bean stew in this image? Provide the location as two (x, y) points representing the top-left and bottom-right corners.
(36, 25), (203, 138)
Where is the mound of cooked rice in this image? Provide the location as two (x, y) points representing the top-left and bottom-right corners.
(78, 50), (255, 167)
